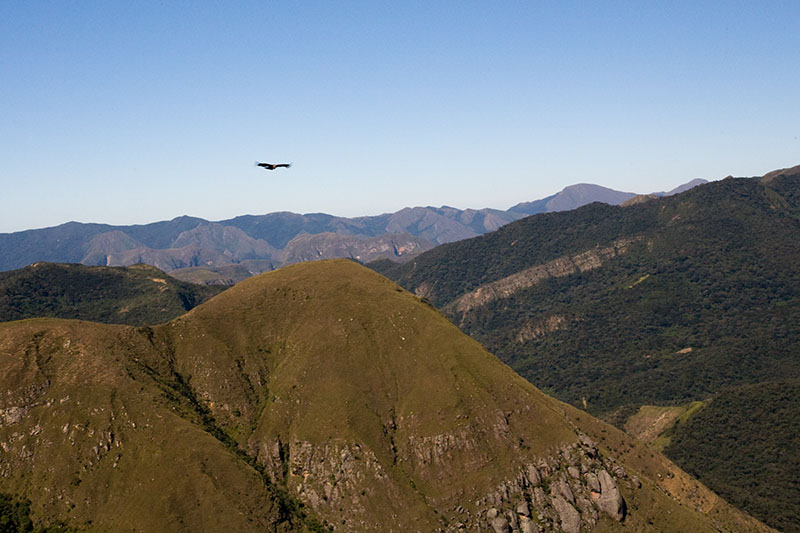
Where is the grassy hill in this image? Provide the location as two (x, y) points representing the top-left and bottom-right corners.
(0, 260), (767, 531)
(0, 262), (224, 325)
(375, 167), (800, 530)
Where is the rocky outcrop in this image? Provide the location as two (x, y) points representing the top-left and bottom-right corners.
(279, 232), (433, 265)
(0, 406), (29, 426)
(515, 315), (568, 343)
(451, 236), (644, 315)
(253, 430), (634, 532)
(490, 514), (511, 533)
(475, 434), (631, 532)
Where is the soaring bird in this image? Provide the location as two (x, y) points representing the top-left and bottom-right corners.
(256, 162), (291, 170)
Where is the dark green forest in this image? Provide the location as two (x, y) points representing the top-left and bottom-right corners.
(0, 263), (224, 326)
(664, 381), (800, 532)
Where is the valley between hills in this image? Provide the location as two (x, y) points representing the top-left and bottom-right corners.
(0, 167), (796, 531)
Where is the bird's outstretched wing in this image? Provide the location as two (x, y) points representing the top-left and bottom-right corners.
(255, 162), (290, 170)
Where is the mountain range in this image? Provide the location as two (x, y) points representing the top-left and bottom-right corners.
(0, 260), (768, 531)
(374, 165), (800, 531)
(0, 180), (706, 284)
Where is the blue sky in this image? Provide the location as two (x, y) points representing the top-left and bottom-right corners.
(1, 1), (799, 233)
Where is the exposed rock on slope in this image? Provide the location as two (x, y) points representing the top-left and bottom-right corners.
(278, 231), (433, 265)
(448, 236), (643, 315)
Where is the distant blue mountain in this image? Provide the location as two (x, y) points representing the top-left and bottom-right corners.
(0, 179), (707, 274)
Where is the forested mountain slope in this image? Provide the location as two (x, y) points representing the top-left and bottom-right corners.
(0, 262), (224, 325)
(375, 166), (800, 531)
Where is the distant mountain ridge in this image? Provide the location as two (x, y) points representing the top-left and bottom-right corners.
(0, 179), (706, 279)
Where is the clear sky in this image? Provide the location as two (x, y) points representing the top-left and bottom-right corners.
(1, 1), (799, 233)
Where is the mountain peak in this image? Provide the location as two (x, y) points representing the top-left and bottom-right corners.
(545, 184), (636, 212)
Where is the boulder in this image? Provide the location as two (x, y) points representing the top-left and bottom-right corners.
(552, 496), (581, 533)
(490, 516), (510, 533)
(516, 501), (530, 517)
(553, 478), (575, 503)
(585, 472), (601, 493)
(532, 487), (548, 508)
(595, 469), (626, 521)
(506, 510), (519, 529)
(519, 515), (540, 533)
(526, 464), (541, 486)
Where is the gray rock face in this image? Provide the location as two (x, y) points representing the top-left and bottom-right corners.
(516, 501), (530, 517)
(595, 469), (626, 521)
(553, 478), (575, 503)
(585, 472), (601, 493)
(519, 515), (539, 533)
(507, 510), (519, 529)
(475, 432), (638, 533)
(490, 516), (510, 533)
(532, 487), (548, 508)
(526, 464), (541, 486)
(552, 496), (581, 533)
(579, 434), (598, 458)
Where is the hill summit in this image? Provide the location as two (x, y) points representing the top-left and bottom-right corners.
(0, 260), (767, 531)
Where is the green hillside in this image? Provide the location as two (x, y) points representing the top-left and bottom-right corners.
(0, 262), (224, 325)
(0, 260), (768, 531)
(376, 168), (800, 530)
